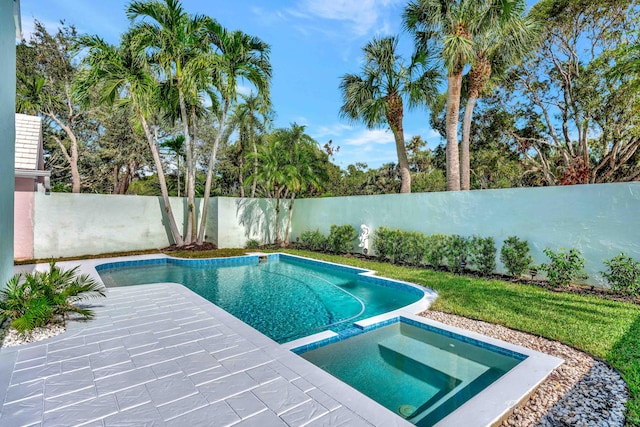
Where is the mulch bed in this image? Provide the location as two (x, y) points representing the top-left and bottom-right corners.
(162, 242), (218, 252)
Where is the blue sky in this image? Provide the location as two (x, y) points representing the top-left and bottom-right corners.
(19, 0), (532, 169)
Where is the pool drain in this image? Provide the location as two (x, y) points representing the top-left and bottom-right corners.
(398, 404), (416, 418)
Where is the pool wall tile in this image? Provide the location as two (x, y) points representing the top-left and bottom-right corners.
(293, 316), (528, 362)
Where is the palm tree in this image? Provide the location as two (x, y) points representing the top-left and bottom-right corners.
(226, 92), (273, 198)
(127, 0), (213, 244)
(339, 36), (438, 193)
(248, 133), (294, 245)
(280, 124), (323, 244)
(161, 135), (185, 197)
(197, 23), (272, 244)
(404, 0), (508, 191)
(75, 33), (184, 245)
(459, 2), (540, 190)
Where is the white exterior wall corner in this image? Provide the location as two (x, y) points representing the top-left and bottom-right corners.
(1, 1), (18, 287)
(290, 182), (640, 286)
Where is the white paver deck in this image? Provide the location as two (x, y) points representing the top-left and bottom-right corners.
(0, 283), (410, 427)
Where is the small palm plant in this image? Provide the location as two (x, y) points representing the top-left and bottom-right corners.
(0, 261), (106, 335)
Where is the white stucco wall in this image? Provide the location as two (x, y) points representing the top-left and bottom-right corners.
(0, 1), (18, 286)
(291, 182), (640, 285)
(29, 195), (287, 257)
(216, 197), (289, 248)
(33, 193), (188, 259)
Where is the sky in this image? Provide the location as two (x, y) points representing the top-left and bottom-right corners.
(18, 0), (534, 169)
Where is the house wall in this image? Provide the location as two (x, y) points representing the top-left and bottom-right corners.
(0, 2), (17, 286)
(291, 182), (640, 285)
(14, 178), (35, 260)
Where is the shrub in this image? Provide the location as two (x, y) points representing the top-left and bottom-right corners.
(372, 227), (404, 263)
(424, 234), (449, 268)
(500, 236), (533, 277)
(328, 225), (358, 254)
(445, 235), (469, 273)
(299, 230), (329, 252)
(541, 248), (588, 287)
(403, 231), (428, 266)
(601, 253), (640, 295)
(245, 239), (261, 249)
(469, 236), (497, 275)
(0, 261), (106, 335)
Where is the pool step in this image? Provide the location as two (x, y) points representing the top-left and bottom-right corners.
(378, 334), (488, 383)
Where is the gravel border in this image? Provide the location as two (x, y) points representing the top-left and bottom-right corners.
(0, 322), (66, 348)
(420, 311), (628, 427)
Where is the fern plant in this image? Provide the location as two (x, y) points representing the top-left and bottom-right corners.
(0, 261), (106, 335)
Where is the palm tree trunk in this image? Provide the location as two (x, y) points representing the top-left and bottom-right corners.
(393, 129), (411, 193)
(460, 94), (477, 191)
(284, 193), (295, 245)
(251, 139), (258, 198)
(445, 72), (463, 191)
(274, 184), (281, 245)
(177, 83), (195, 245)
(197, 100), (229, 245)
(386, 92), (411, 193)
(140, 115), (184, 246)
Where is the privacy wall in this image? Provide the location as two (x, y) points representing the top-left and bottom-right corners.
(30, 194), (286, 259)
(291, 182), (640, 285)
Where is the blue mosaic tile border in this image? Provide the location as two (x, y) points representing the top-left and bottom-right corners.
(167, 256), (258, 267)
(95, 257), (167, 271)
(292, 316), (528, 362)
(96, 255), (259, 272)
(400, 317), (528, 361)
(279, 254), (369, 274)
(357, 274), (425, 297)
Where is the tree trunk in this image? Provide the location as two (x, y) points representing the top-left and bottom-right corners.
(445, 72), (463, 191)
(274, 184), (281, 245)
(238, 131), (245, 198)
(177, 82), (196, 245)
(385, 92), (411, 193)
(460, 95), (477, 191)
(251, 138), (258, 198)
(140, 115), (184, 246)
(197, 100), (229, 244)
(284, 193), (295, 245)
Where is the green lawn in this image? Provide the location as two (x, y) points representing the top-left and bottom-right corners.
(278, 249), (640, 426)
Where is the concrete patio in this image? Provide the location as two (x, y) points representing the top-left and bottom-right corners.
(0, 282), (410, 427)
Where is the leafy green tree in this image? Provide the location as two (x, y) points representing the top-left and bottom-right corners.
(161, 135), (185, 197)
(404, 0), (514, 191)
(509, 0), (640, 184)
(16, 21), (87, 192)
(339, 36), (438, 194)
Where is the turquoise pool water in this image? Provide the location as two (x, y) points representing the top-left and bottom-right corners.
(97, 255), (423, 343)
(298, 320), (526, 426)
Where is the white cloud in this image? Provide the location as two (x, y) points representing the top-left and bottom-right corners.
(343, 129), (394, 146)
(298, 0), (401, 36)
(312, 123), (352, 138)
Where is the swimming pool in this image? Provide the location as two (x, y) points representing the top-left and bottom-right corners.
(296, 318), (527, 426)
(96, 254), (429, 343)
